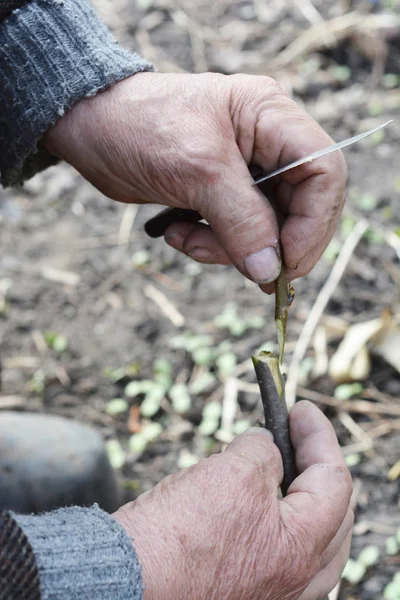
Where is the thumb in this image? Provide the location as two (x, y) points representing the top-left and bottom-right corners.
(224, 426), (283, 488)
(201, 156), (281, 284)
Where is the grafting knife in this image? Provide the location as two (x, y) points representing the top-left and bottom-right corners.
(144, 120), (392, 238)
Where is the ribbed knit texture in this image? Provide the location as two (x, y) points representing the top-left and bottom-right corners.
(0, 510), (41, 600)
(0, 0), (154, 187)
(14, 505), (143, 600)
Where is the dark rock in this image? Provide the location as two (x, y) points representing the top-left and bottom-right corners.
(0, 412), (120, 514)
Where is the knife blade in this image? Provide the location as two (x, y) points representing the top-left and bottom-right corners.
(144, 120), (392, 238)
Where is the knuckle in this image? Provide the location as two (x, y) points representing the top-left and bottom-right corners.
(223, 453), (267, 492)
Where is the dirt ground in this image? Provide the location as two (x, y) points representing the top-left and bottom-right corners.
(1, 0), (400, 598)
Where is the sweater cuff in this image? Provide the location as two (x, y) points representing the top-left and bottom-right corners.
(13, 505), (143, 600)
(0, 0), (154, 187)
(0, 510), (41, 600)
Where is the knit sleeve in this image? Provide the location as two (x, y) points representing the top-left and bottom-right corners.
(0, 0), (154, 188)
(0, 510), (41, 600)
(13, 504), (143, 600)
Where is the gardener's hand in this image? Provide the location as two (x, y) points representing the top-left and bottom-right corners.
(113, 401), (353, 600)
(45, 72), (347, 289)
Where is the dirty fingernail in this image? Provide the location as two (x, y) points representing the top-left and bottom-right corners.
(165, 231), (185, 249)
(188, 247), (213, 262)
(243, 247), (281, 284)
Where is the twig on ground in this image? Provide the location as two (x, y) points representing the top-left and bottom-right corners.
(297, 386), (400, 418)
(144, 283), (185, 327)
(221, 377), (239, 432)
(0, 395), (26, 409)
(41, 267), (80, 286)
(118, 205), (139, 246)
(286, 219), (369, 408)
(338, 411), (373, 449)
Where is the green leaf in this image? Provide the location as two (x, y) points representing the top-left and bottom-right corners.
(202, 401), (222, 421)
(216, 352), (237, 377)
(192, 346), (215, 366)
(104, 366), (140, 383)
(323, 239), (341, 262)
(44, 331), (68, 353)
(169, 333), (213, 352)
(177, 449), (199, 469)
(341, 214), (357, 238)
(132, 250), (151, 268)
(169, 383), (192, 414)
(358, 545), (380, 567)
(383, 73), (399, 89)
(329, 64), (351, 82)
(385, 536), (399, 556)
(246, 315), (265, 329)
(106, 439), (125, 469)
(140, 383), (165, 417)
(368, 100), (384, 117)
(199, 403), (222, 437)
(199, 418), (220, 436)
(384, 576), (400, 600)
(345, 453), (361, 468)
(334, 382), (364, 400)
(125, 380), (154, 397)
(232, 419), (250, 435)
(141, 421), (163, 441)
(355, 193), (378, 211)
(105, 398), (129, 416)
(128, 433), (148, 455)
(189, 371), (216, 395)
(153, 358), (173, 390)
(342, 558), (366, 584)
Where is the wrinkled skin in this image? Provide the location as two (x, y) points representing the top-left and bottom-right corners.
(114, 402), (353, 600)
(45, 73), (352, 598)
(45, 71), (347, 291)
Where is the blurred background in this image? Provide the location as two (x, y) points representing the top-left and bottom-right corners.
(0, 0), (399, 597)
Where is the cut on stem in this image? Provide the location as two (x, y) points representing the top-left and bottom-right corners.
(252, 352), (297, 495)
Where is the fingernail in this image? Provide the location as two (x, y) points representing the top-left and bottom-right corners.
(243, 247), (281, 284)
(247, 427), (274, 440)
(188, 247), (213, 262)
(165, 231), (184, 249)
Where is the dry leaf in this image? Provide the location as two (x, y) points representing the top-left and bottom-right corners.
(373, 326), (400, 375)
(329, 318), (383, 383)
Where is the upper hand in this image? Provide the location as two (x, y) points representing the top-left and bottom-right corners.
(44, 72), (347, 289)
(113, 401), (353, 600)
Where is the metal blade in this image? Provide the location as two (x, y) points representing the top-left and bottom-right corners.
(253, 120), (393, 186)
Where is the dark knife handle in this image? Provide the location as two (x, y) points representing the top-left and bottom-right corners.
(144, 164), (265, 239)
(144, 207), (203, 238)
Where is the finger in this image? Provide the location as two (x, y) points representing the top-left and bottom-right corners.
(289, 400), (348, 473)
(224, 427), (283, 489)
(320, 508), (354, 570)
(196, 153), (282, 284)
(165, 222), (232, 264)
(298, 529), (352, 600)
(279, 401), (352, 556)
(252, 91), (347, 272)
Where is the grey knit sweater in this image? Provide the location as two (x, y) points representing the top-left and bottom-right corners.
(0, 0), (153, 596)
(0, 0), (153, 187)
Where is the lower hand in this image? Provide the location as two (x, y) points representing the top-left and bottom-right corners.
(113, 401), (353, 600)
(44, 72), (347, 290)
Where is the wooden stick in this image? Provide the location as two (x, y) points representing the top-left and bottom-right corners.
(252, 352), (297, 495)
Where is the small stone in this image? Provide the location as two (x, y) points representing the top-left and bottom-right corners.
(0, 412), (121, 514)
